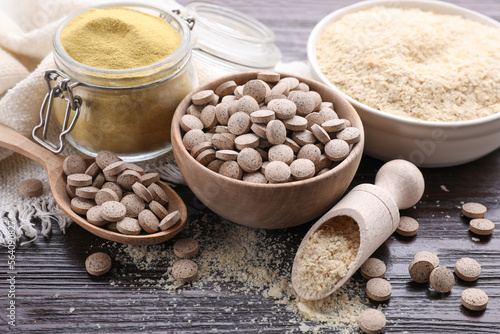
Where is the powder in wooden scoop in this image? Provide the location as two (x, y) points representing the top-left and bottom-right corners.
(61, 8), (182, 69)
(294, 216), (360, 300)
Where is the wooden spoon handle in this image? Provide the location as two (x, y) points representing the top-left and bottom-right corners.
(0, 123), (61, 169)
(374, 159), (425, 210)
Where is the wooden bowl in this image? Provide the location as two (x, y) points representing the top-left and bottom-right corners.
(171, 71), (364, 229)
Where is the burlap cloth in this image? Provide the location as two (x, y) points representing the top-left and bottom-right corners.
(0, 0), (311, 246)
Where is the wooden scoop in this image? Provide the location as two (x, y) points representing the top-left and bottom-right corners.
(292, 159), (425, 300)
(0, 123), (187, 245)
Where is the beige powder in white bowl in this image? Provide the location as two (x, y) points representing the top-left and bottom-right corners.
(308, 0), (500, 167)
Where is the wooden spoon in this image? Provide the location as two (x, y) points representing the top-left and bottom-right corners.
(0, 123), (187, 245)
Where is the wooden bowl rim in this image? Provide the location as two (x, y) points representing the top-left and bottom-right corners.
(171, 71), (365, 189)
(60, 158), (188, 245)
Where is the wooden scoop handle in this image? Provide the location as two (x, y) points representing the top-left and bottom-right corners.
(0, 123), (63, 170)
(374, 159), (425, 210)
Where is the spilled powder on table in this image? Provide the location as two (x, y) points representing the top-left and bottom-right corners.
(107, 214), (368, 332)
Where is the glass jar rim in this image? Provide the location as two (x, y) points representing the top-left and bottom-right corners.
(53, 2), (192, 76)
(187, 1), (275, 44)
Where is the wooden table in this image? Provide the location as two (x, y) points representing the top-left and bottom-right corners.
(1, 0), (499, 332)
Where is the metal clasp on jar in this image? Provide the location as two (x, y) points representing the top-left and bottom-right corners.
(170, 9), (195, 30)
(32, 69), (81, 154)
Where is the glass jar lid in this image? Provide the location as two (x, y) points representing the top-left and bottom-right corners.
(185, 2), (282, 70)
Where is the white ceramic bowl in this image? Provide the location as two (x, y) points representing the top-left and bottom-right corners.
(308, 0), (500, 167)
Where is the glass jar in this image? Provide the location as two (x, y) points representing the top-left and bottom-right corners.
(185, 2), (282, 73)
(34, 2), (282, 162)
(182, 2), (282, 84)
(34, 3), (197, 161)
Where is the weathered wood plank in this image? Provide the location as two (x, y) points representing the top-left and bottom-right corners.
(0, 0), (499, 333)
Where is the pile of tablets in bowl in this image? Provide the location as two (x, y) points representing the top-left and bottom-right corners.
(180, 72), (361, 183)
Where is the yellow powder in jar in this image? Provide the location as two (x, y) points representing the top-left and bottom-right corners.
(60, 8), (182, 70)
(53, 6), (194, 157)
